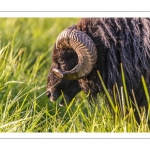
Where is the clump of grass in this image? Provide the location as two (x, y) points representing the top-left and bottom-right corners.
(0, 18), (150, 132)
(97, 63), (150, 132)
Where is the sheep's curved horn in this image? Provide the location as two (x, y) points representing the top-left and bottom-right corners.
(52, 25), (97, 80)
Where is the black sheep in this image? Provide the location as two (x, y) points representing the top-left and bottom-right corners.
(47, 18), (150, 111)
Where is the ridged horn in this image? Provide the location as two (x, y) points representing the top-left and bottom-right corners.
(52, 25), (97, 80)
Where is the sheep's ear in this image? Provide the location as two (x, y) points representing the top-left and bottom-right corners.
(52, 68), (64, 78)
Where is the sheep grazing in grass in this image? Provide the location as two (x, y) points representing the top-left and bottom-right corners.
(47, 18), (150, 116)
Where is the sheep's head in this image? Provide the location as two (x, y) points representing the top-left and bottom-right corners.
(47, 46), (81, 106)
(47, 25), (97, 106)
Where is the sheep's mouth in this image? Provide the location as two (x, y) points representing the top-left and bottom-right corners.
(47, 91), (60, 102)
(47, 84), (81, 106)
(47, 91), (72, 106)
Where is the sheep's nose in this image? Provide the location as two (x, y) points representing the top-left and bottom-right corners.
(47, 91), (51, 99)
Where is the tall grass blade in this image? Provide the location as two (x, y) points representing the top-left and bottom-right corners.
(97, 70), (116, 113)
(141, 75), (150, 102)
(120, 63), (130, 109)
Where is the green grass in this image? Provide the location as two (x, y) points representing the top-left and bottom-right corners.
(0, 18), (150, 132)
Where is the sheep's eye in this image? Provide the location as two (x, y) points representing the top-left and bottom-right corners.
(58, 59), (65, 64)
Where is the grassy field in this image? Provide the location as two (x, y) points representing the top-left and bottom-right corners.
(0, 18), (150, 132)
